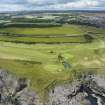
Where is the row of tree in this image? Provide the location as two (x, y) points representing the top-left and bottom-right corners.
(0, 22), (62, 28)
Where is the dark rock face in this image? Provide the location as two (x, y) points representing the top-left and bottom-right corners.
(0, 69), (105, 105)
(0, 70), (42, 105)
(48, 75), (105, 105)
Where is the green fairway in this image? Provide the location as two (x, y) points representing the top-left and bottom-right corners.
(0, 36), (86, 43)
(0, 24), (105, 99)
(0, 39), (105, 96)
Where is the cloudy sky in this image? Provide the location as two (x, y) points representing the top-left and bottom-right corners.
(0, 0), (105, 11)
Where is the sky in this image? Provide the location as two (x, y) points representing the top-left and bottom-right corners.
(0, 0), (105, 11)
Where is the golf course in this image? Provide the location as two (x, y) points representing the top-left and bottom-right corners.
(0, 23), (105, 99)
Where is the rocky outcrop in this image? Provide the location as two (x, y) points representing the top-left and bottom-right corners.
(47, 75), (105, 105)
(0, 69), (105, 105)
(0, 70), (42, 105)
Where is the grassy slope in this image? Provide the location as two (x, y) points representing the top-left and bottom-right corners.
(0, 24), (105, 98)
(0, 40), (105, 93)
(0, 36), (86, 43)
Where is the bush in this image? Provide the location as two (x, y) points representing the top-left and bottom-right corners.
(12, 18), (54, 23)
(84, 34), (94, 42)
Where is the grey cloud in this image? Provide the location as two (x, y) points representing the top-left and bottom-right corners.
(0, 0), (105, 11)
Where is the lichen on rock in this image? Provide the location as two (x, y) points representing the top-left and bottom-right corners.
(47, 74), (105, 105)
(0, 69), (42, 105)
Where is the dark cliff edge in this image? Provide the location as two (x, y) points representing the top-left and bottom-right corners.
(0, 69), (105, 105)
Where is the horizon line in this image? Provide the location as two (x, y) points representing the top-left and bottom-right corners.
(0, 9), (105, 13)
